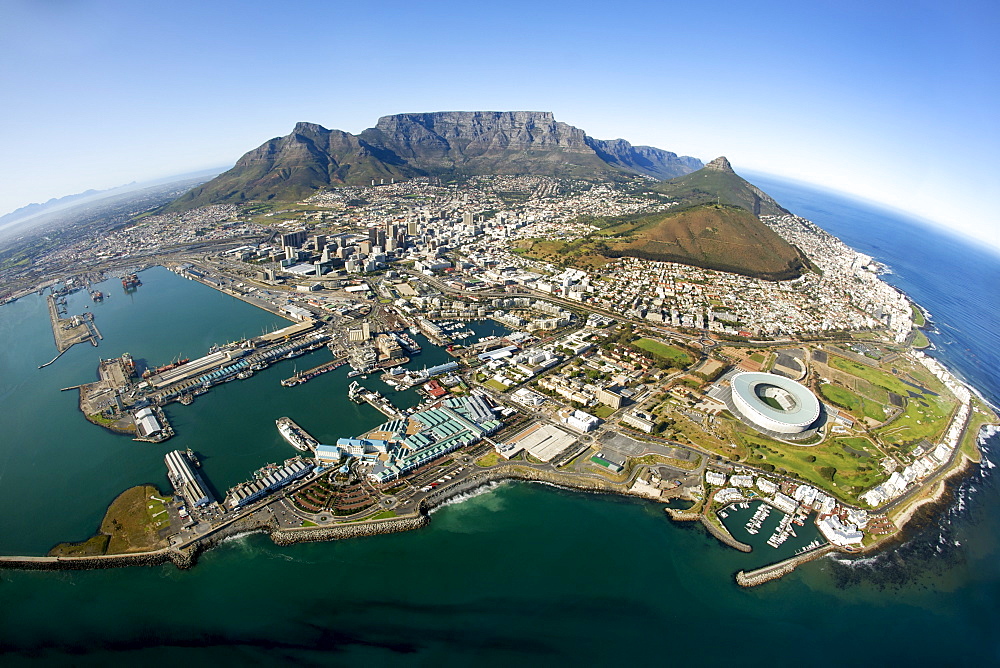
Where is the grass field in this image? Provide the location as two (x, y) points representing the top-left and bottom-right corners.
(876, 392), (958, 450)
(591, 404), (616, 419)
(827, 355), (914, 396)
(819, 383), (887, 422)
(731, 425), (887, 505)
(482, 379), (509, 392)
(960, 397), (998, 462)
(633, 453), (701, 471)
(476, 451), (501, 467)
(634, 338), (693, 367)
(48, 484), (171, 557)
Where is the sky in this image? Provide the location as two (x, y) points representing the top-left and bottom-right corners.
(1, 0), (997, 250)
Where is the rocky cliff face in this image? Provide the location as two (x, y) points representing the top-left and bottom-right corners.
(169, 111), (704, 209)
(586, 137), (705, 180)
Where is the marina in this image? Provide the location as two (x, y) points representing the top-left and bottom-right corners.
(718, 500), (824, 566)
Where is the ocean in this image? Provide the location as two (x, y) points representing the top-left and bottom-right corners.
(1, 180), (998, 665)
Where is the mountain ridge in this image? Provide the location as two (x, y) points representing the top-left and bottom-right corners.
(169, 111), (703, 210)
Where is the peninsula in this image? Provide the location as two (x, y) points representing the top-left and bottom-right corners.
(1, 112), (994, 587)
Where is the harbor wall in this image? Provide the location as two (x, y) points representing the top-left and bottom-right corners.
(421, 464), (631, 512)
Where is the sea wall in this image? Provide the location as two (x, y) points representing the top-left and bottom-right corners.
(422, 464), (627, 512)
(271, 515), (429, 545)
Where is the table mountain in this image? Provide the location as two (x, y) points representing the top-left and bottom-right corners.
(168, 112), (703, 209)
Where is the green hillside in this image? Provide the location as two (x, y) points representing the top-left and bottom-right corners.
(654, 156), (789, 217)
(519, 203), (806, 280)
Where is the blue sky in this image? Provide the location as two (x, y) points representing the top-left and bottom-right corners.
(2, 0), (996, 249)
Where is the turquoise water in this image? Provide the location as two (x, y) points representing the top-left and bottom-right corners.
(1, 189), (1000, 664)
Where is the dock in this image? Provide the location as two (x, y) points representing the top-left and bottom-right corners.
(348, 381), (406, 420)
(45, 293), (98, 356)
(276, 417), (319, 453)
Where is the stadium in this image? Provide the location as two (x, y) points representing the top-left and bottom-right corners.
(728, 372), (821, 436)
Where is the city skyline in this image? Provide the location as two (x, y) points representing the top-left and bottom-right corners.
(1, 0), (996, 250)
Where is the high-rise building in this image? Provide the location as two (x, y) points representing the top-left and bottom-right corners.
(281, 230), (308, 248)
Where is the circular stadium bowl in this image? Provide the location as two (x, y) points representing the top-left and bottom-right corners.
(730, 372), (820, 435)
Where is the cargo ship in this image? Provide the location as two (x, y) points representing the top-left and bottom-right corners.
(142, 358), (190, 378)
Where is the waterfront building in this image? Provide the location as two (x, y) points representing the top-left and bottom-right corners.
(133, 407), (162, 438)
(225, 458), (313, 509)
(164, 450), (213, 508)
(705, 470), (727, 486)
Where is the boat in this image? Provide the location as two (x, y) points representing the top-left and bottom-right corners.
(142, 358), (191, 378)
(275, 417), (318, 453)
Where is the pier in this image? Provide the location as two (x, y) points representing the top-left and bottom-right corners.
(281, 358), (347, 387)
(348, 381), (406, 419)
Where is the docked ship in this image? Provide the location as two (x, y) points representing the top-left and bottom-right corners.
(142, 358), (190, 378)
(397, 332), (422, 355)
(275, 417), (319, 453)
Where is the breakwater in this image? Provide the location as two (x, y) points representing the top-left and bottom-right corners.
(735, 543), (837, 587)
(271, 514), (429, 545)
(700, 516), (752, 552)
(0, 548), (181, 571)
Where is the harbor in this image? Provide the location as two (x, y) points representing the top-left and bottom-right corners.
(717, 500), (825, 567)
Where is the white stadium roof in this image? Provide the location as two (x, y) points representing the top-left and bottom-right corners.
(730, 372), (820, 435)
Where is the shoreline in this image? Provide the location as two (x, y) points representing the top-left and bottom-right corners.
(0, 433), (991, 582)
(5, 265), (997, 586)
(0, 464), (667, 572)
